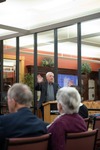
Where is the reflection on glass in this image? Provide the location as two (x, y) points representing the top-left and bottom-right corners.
(58, 25), (77, 70)
(2, 38), (16, 113)
(81, 18), (100, 100)
(37, 30), (54, 77)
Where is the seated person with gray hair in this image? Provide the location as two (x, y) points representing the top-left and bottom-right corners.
(0, 83), (47, 150)
(47, 87), (87, 150)
(70, 85), (88, 118)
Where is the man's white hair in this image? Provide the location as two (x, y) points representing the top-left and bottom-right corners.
(46, 72), (54, 77)
(56, 87), (81, 114)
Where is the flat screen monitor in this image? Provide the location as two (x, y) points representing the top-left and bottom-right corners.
(58, 74), (78, 87)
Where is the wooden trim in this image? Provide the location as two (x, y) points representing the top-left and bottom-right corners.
(4, 55), (25, 82)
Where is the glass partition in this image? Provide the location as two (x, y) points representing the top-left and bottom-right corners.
(3, 38), (16, 86)
(37, 30), (54, 117)
(37, 30), (54, 79)
(81, 18), (100, 100)
(20, 35), (34, 81)
(2, 38), (16, 113)
(20, 35), (34, 111)
(58, 24), (77, 87)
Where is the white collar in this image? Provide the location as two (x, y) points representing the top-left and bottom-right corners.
(79, 103), (83, 106)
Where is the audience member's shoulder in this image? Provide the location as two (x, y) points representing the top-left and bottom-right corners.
(0, 112), (15, 119)
(48, 115), (64, 128)
(82, 103), (88, 109)
(34, 115), (48, 125)
(0, 113), (13, 123)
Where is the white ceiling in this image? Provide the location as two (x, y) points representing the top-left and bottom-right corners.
(0, 0), (100, 59)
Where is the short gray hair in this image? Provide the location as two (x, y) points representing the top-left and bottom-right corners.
(46, 72), (54, 77)
(56, 87), (81, 114)
(7, 83), (33, 107)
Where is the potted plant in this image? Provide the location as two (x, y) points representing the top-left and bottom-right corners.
(22, 73), (34, 107)
(23, 73), (34, 92)
(81, 62), (91, 74)
(41, 57), (54, 67)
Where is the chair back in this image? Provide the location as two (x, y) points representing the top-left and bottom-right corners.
(93, 117), (100, 146)
(84, 117), (90, 129)
(5, 133), (51, 150)
(65, 129), (98, 150)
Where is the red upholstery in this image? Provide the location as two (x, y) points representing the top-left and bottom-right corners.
(93, 117), (100, 148)
(5, 133), (51, 150)
(65, 129), (98, 150)
(84, 117), (90, 129)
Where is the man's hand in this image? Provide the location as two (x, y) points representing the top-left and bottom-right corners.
(37, 74), (43, 83)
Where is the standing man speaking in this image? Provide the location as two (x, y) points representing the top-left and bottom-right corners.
(35, 72), (60, 119)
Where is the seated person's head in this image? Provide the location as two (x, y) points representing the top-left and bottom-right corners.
(56, 87), (81, 115)
(46, 72), (54, 83)
(7, 83), (33, 113)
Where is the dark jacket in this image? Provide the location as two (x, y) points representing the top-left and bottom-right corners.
(79, 103), (88, 118)
(35, 82), (59, 108)
(0, 107), (47, 149)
